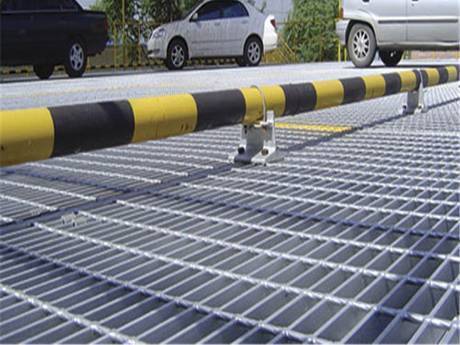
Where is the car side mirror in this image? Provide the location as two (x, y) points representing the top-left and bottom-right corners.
(191, 13), (198, 22)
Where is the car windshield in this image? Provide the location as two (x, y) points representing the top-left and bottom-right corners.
(181, 1), (203, 19)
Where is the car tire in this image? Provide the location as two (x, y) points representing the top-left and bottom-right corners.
(166, 39), (188, 70)
(347, 23), (377, 68)
(236, 57), (247, 67)
(64, 40), (87, 78)
(380, 50), (403, 67)
(33, 64), (54, 80)
(243, 37), (263, 67)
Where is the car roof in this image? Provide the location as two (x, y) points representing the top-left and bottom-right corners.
(182, 0), (266, 21)
(196, 0), (255, 8)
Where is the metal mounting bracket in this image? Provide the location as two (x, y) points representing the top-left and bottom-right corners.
(231, 87), (284, 165)
(403, 69), (427, 115)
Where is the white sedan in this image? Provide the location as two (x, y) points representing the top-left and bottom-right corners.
(148, 0), (278, 70)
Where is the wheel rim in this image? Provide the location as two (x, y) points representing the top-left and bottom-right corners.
(247, 42), (261, 64)
(388, 50), (399, 59)
(352, 29), (370, 60)
(70, 43), (84, 71)
(171, 45), (185, 67)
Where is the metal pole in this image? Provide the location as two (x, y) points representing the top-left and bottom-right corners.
(338, 42), (342, 63)
(113, 24), (117, 68)
(1, 66), (458, 167)
(338, 0), (343, 63)
(138, 23), (142, 67)
(122, 0), (126, 66)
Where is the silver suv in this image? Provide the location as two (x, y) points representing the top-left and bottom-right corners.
(336, 0), (460, 67)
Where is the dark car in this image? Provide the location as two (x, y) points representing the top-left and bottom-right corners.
(1, 0), (109, 79)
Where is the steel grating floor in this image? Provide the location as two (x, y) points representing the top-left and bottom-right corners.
(1, 79), (459, 343)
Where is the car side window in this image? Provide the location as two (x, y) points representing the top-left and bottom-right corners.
(221, 1), (249, 19)
(38, 0), (61, 11)
(61, 0), (80, 11)
(196, 1), (222, 21)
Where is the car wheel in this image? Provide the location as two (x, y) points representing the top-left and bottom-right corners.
(243, 37), (263, 67)
(33, 64), (54, 80)
(166, 39), (188, 70)
(380, 50), (403, 67)
(64, 40), (87, 78)
(347, 24), (377, 68)
(236, 57), (247, 67)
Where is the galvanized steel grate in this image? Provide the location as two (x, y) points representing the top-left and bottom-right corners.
(1, 81), (459, 343)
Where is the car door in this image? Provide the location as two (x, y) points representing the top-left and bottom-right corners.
(219, 0), (250, 56)
(31, 0), (68, 62)
(0, 0), (36, 65)
(187, 1), (225, 57)
(407, 0), (459, 43)
(362, 0), (407, 43)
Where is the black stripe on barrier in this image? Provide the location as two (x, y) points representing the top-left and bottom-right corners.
(383, 73), (402, 95)
(50, 101), (135, 157)
(340, 77), (366, 104)
(192, 90), (246, 132)
(438, 67), (449, 84)
(420, 70), (429, 87)
(281, 83), (317, 116)
(414, 69), (422, 89)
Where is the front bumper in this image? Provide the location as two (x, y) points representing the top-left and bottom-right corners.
(336, 20), (349, 46)
(147, 38), (167, 59)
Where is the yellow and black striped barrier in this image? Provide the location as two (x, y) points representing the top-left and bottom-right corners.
(1, 66), (458, 167)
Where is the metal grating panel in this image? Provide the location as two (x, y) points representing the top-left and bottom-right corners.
(1, 75), (459, 343)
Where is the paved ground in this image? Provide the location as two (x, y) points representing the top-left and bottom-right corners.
(0, 61), (459, 344)
(2, 60), (457, 110)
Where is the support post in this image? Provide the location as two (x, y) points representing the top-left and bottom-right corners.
(231, 87), (283, 165)
(403, 70), (427, 115)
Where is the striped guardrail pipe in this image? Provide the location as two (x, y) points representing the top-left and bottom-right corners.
(1, 65), (458, 167)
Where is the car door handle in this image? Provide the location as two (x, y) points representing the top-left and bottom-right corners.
(241, 20), (249, 24)
(214, 22), (221, 26)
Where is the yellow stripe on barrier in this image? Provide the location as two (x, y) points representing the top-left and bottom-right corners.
(129, 94), (197, 143)
(313, 80), (344, 110)
(0, 108), (55, 166)
(362, 75), (386, 100)
(238, 86), (286, 125)
(276, 123), (352, 133)
(399, 71), (418, 93)
(446, 66), (458, 82)
(424, 68), (440, 86)
(260, 86), (286, 117)
(240, 88), (264, 124)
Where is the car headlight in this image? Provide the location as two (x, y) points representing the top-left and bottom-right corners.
(152, 28), (166, 39)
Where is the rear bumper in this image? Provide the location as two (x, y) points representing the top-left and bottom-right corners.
(263, 32), (278, 53)
(336, 20), (349, 46)
(87, 35), (109, 56)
